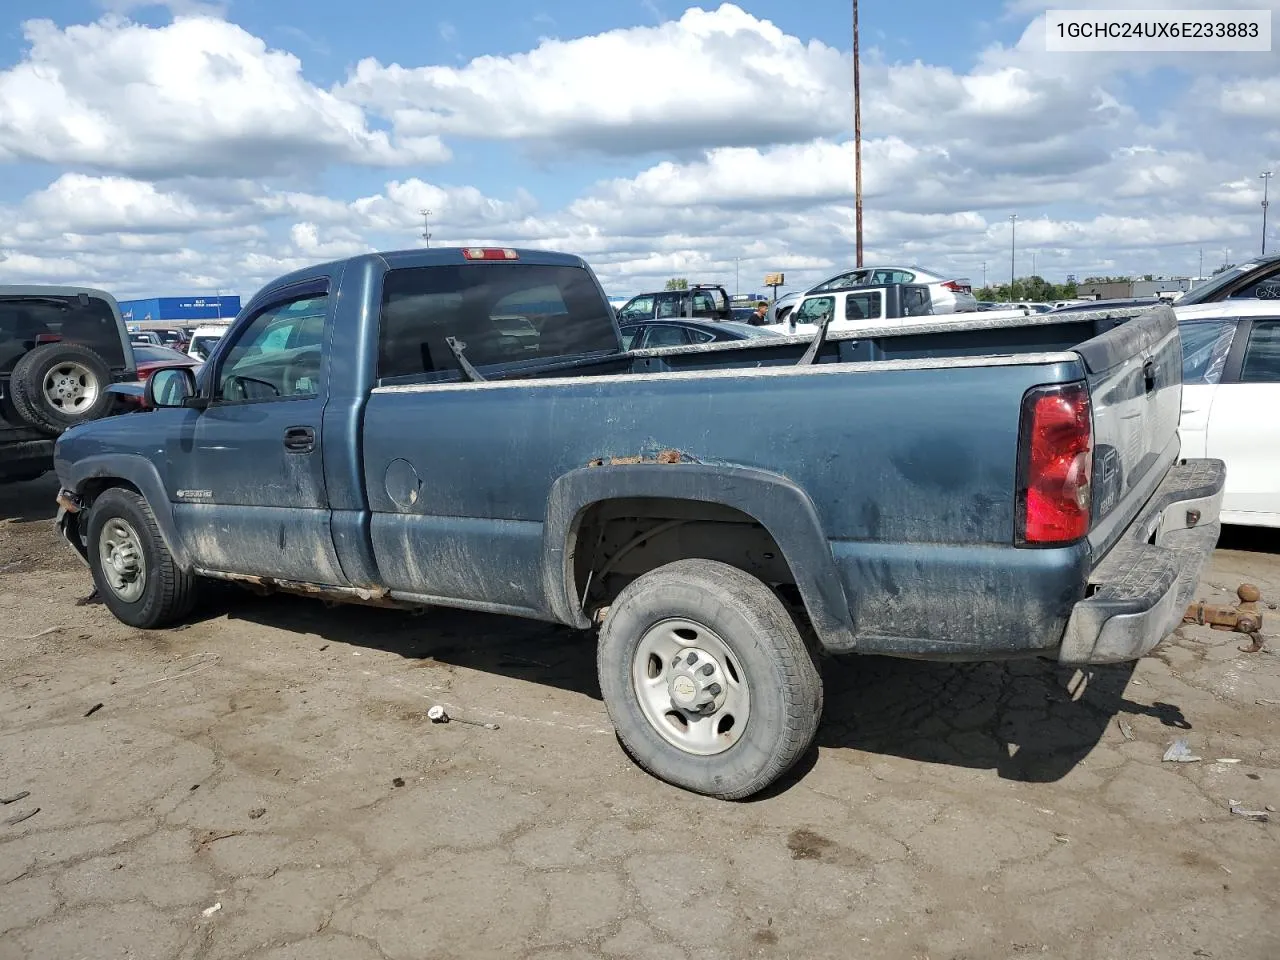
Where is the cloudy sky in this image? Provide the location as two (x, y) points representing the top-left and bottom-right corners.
(0, 0), (1277, 299)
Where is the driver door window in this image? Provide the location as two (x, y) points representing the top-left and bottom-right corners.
(217, 296), (327, 402)
(794, 297), (834, 324)
(618, 296), (654, 322)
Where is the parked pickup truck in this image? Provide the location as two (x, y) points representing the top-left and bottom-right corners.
(53, 248), (1225, 799)
(776, 283), (1036, 335)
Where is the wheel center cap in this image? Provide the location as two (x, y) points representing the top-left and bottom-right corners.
(672, 674), (697, 703)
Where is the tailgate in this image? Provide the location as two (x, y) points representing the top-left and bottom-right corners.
(1073, 304), (1183, 558)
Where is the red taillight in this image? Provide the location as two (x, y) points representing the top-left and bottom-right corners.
(1016, 382), (1093, 545)
(941, 280), (971, 294)
(461, 247), (519, 261)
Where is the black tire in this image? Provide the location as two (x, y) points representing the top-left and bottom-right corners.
(597, 559), (823, 799)
(86, 487), (196, 629)
(10, 343), (113, 436)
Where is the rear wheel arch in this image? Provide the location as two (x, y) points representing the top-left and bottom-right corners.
(542, 463), (855, 652)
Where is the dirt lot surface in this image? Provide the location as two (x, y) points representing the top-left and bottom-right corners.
(1, 474), (1278, 960)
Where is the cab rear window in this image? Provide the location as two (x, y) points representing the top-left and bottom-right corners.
(377, 264), (619, 381)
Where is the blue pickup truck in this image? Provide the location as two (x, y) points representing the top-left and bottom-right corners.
(53, 247), (1225, 798)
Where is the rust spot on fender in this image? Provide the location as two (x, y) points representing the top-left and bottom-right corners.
(588, 448), (688, 467)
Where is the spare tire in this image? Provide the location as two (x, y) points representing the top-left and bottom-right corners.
(10, 342), (114, 436)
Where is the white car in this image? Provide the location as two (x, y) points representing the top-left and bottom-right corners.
(1175, 301), (1280, 527)
(187, 324), (229, 361)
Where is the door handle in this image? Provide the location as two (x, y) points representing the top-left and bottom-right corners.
(283, 426), (315, 453)
(1143, 359), (1158, 393)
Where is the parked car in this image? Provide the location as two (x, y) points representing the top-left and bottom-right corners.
(1179, 253), (1280, 305)
(1175, 300), (1280, 527)
(112, 344), (202, 410)
(54, 247), (1222, 799)
(620, 319), (780, 349)
(615, 284), (732, 323)
(187, 324), (228, 361)
(150, 327), (191, 352)
(768, 290), (802, 323)
(1, 286), (135, 483)
(129, 331), (163, 346)
(804, 265), (978, 314)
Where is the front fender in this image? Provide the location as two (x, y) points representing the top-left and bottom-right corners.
(542, 463), (855, 652)
(59, 454), (188, 569)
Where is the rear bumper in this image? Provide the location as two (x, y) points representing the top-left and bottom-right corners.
(1058, 458), (1226, 665)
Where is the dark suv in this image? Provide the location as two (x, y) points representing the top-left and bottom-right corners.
(615, 284), (732, 323)
(1, 287), (135, 483)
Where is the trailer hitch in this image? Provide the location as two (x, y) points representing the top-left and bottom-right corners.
(1184, 584), (1266, 652)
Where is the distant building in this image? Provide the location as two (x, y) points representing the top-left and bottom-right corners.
(118, 295), (241, 325)
(1076, 281), (1133, 301)
(1076, 277), (1194, 301)
(1132, 278), (1193, 298)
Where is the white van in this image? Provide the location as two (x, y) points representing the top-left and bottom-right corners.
(187, 324), (229, 361)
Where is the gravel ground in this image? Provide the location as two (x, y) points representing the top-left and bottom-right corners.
(1, 473), (1278, 960)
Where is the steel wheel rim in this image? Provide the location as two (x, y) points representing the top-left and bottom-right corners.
(98, 518), (147, 603)
(631, 617), (750, 756)
(43, 361), (99, 412)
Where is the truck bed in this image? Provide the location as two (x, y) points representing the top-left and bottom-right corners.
(358, 304), (1178, 659)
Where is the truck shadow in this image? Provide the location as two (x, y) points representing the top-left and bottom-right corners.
(0, 473), (59, 524)
(213, 591), (1189, 787)
(812, 654), (1188, 785)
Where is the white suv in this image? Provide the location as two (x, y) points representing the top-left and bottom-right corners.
(187, 324), (229, 361)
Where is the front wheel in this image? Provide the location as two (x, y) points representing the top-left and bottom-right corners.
(597, 559), (823, 799)
(86, 488), (196, 629)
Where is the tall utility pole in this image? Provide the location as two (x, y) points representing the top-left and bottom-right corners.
(1261, 171), (1273, 256)
(1031, 251), (1037, 277)
(735, 257), (741, 297)
(1009, 214), (1018, 299)
(982, 261), (987, 287)
(420, 209), (432, 247)
(853, 0), (863, 267)
(1199, 248), (1204, 279)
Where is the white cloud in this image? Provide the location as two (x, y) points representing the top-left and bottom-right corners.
(0, 4), (1277, 299)
(336, 4), (851, 153)
(0, 15), (450, 178)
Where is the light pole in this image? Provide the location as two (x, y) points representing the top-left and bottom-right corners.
(735, 257), (741, 297)
(420, 209), (432, 248)
(1009, 214), (1017, 300)
(982, 261), (987, 288)
(853, 0), (863, 267)
(1261, 171), (1273, 256)
(1031, 251), (1037, 278)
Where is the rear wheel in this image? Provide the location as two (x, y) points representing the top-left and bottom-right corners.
(11, 343), (113, 435)
(597, 559), (823, 799)
(86, 488), (196, 628)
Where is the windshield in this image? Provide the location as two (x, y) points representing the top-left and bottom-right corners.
(1180, 265), (1252, 304)
(0, 294), (128, 374)
(377, 263), (619, 381)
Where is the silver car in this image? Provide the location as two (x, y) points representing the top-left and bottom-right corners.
(776, 265), (977, 320)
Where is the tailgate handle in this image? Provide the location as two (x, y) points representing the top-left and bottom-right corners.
(283, 426), (315, 453)
(1143, 359), (1158, 393)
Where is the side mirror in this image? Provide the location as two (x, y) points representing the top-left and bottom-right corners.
(147, 366), (200, 409)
